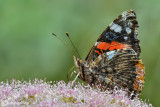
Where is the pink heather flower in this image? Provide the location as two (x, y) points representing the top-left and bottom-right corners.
(0, 79), (152, 107)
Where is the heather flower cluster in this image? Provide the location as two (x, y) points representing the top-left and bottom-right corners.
(0, 79), (152, 107)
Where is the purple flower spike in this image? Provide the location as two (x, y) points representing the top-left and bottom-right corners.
(0, 79), (152, 107)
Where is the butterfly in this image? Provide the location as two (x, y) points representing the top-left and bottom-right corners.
(73, 10), (145, 96)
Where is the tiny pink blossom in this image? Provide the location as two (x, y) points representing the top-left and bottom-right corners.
(0, 79), (152, 107)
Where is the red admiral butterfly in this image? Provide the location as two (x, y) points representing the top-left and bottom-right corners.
(73, 10), (145, 95)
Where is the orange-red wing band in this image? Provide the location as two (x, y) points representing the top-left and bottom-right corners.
(95, 41), (130, 54)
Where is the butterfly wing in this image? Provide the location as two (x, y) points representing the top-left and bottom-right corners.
(74, 10), (145, 95)
(86, 10), (140, 64)
(90, 48), (144, 94)
(84, 10), (144, 94)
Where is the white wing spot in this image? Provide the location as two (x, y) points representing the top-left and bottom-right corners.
(110, 23), (122, 33)
(121, 10), (135, 21)
(106, 50), (116, 56)
(122, 10), (135, 18)
(122, 11), (128, 18)
(124, 36), (128, 40)
(126, 27), (131, 34)
(134, 30), (138, 35)
(106, 50), (116, 60)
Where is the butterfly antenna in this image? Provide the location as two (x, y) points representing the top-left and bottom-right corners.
(52, 33), (80, 57)
(66, 32), (81, 59)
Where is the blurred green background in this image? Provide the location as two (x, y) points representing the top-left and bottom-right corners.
(0, 0), (160, 106)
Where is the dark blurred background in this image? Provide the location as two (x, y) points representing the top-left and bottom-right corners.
(0, 0), (159, 106)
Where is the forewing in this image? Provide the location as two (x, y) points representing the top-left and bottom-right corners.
(86, 10), (140, 63)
